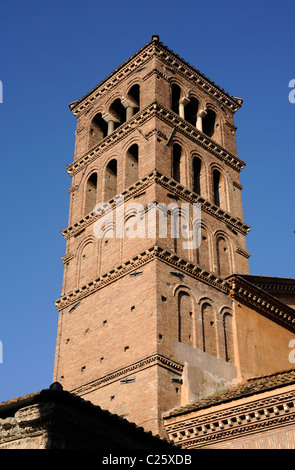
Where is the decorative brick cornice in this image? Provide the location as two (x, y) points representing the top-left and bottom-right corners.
(54, 245), (228, 311)
(69, 39), (241, 118)
(227, 275), (295, 330)
(70, 353), (184, 397)
(164, 387), (295, 449)
(66, 101), (246, 178)
(62, 170), (250, 240)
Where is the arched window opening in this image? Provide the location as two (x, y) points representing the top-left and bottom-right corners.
(172, 144), (182, 183)
(203, 109), (216, 138)
(192, 157), (201, 195)
(171, 84), (181, 115)
(223, 313), (234, 363)
(127, 85), (140, 114)
(125, 144), (139, 188)
(85, 172), (98, 215)
(196, 226), (210, 271)
(216, 236), (231, 278)
(79, 241), (96, 286)
(109, 99), (126, 131)
(213, 169), (221, 207)
(105, 159), (117, 201)
(184, 97), (199, 127)
(89, 113), (108, 148)
(178, 291), (193, 345)
(201, 302), (217, 356)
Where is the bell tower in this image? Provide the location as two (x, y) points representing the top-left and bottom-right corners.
(53, 36), (251, 437)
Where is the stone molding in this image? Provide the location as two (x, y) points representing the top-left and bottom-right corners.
(70, 40), (240, 118)
(70, 353), (184, 397)
(66, 101), (246, 177)
(62, 170), (250, 240)
(163, 387), (295, 449)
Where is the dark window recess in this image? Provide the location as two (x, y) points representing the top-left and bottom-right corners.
(129, 270), (143, 277)
(213, 169), (221, 206)
(192, 157), (201, 195)
(172, 144), (181, 183)
(120, 377), (135, 384)
(133, 191), (146, 199)
(69, 301), (81, 313)
(167, 193), (180, 200)
(171, 377), (183, 384)
(170, 271), (184, 279)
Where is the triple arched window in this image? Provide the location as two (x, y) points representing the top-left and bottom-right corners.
(176, 289), (234, 364)
(89, 85), (140, 149)
(171, 83), (217, 139)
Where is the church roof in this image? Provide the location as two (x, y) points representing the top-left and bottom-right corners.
(165, 368), (295, 418)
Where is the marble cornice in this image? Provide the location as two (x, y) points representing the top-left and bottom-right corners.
(54, 245), (228, 311)
(62, 170), (250, 240)
(67, 101), (246, 178)
(70, 353), (183, 397)
(163, 387), (295, 449)
(227, 275), (295, 331)
(69, 39), (240, 118)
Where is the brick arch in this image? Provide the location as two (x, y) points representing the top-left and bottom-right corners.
(214, 230), (234, 278)
(167, 204), (194, 261)
(98, 222), (119, 275)
(103, 157), (119, 202)
(198, 297), (218, 357)
(124, 142), (139, 189)
(123, 77), (142, 96)
(194, 221), (213, 272)
(204, 102), (224, 145)
(88, 110), (108, 149)
(76, 236), (97, 287)
(117, 204), (146, 263)
(173, 286), (195, 346)
(170, 139), (188, 186)
(219, 306), (234, 364)
(209, 162), (229, 211)
(104, 91), (125, 111)
(83, 168), (100, 216)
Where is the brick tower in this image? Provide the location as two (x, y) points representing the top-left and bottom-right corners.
(53, 36), (251, 437)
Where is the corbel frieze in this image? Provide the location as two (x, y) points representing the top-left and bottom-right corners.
(61, 170), (250, 240)
(66, 101), (245, 178)
(70, 353), (183, 397)
(70, 41), (240, 118)
(54, 245), (228, 311)
(164, 388), (295, 449)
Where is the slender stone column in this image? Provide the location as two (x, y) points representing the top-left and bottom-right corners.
(102, 112), (119, 135)
(196, 108), (207, 132)
(121, 97), (137, 121)
(179, 97), (190, 119)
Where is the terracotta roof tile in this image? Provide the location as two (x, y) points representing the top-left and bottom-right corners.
(166, 369), (295, 417)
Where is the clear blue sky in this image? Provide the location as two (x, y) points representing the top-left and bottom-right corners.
(0, 0), (294, 403)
